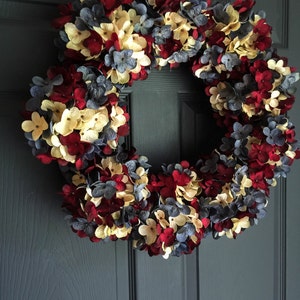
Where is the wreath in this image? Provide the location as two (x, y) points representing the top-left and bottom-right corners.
(21, 0), (300, 258)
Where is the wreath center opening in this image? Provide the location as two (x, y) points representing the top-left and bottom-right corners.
(123, 65), (224, 171)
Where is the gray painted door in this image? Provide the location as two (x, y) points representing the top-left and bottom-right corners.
(1, 1), (299, 299)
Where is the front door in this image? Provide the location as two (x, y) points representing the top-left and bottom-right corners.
(1, 1), (299, 299)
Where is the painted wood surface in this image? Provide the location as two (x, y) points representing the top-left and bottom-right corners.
(1, 1), (299, 299)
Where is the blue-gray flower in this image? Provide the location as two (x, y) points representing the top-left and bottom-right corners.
(221, 53), (240, 71)
(180, 0), (208, 27)
(91, 180), (117, 199)
(263, 127), (285, 146)
(105, 49), (137, 73)
(77, 4), (109, 29)
(152, 25), (172, 44)
(231, 122), (253, 140)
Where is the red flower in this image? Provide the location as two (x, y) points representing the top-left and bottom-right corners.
(97, 197), (124, 217)
(73, 87), (86, 109)
(83, 30), (103, 56)
(255, 36), (272, 51)
(64, 49), (86, 62)
(214, 219), (233, 232)
(107, 93), (119, 106)
(202, 218), (210, 228)
(101, 0), (133, 13)
(207, 31), (226, 48)
(150, 174), (177, 199)
(250, 59), (268, 73)
(250, 171), (269, 191)
(249, 143), (274, 165)
(147, 239), (163, 256)
(255, 70), (273, 91)
(61, 184), (86, 217)
(158, 39), (182, 59)
(36, 153), (55, 164)
(111, 174), (126, 191)
(285, 128), (296, 143)
(159, 228), (175, 247)
(60, 132), (90, 156)
(253, 19), (272, 36)
(117, 124), (130, 136)
(232, 0), (255, 14)
(48, 65), (84, 103)
(152, 0), (184, 13)
(172, 170), (191, 186)
(245, 90), (266, 112)
(51, 3), (73, 29)
(202, 179), (222, 197)
(105, 33), (121, 51)
(129, 67), (149, 84)
(278, 96), (295, 114)
(215, 164), (234, 182)
(85, 201), (99, 223)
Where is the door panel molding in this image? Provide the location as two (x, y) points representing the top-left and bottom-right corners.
(274, 178), (287, 300)
(276, 0), (289, 48)
(127, 244), (137, 300)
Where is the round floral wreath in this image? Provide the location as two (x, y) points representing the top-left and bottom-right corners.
(21, 0), (300, 258)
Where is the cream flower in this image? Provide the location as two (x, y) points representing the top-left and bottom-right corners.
(94, 23), (115, 41)
(264, 90), (287, 116)
(221, 183), (234, 203)
(135, 167), (149, 185)
(76, 108), (97, 128)
(267, 59), (291, 76)
(231, 216), (250, 235)
(116, 177), (135, 206)
(169, 214), (189, 231)
(95, 223), (131, 239)
(128, 8), (141, 26)
(115, 18), (133, 42)
(175, 171), (201, 203)
(64, 23), (90, 51)
(21, 112), (48, 141)
(154, 210), (169, 229)
(138, 218), (158, 245)
(226, 33), (259, 59)
(123, 34), (147, 51)
(218, 216), (250, 238)
(242, 103), (257, 118)
(72, 173), (86, 186)
(101, 156), (123, 176)
(209, 193), (231, 207)
(53, 107), (81, 136)
(108, 69), (131, 84)
(110, 105), (127, 132)
(79, 129), (99, 143)
(194, 64), (212, 79)
(215, 5), (241, 35)
(84, 107), (109, 131)
(113, 226), (132, 238)
(209, 83), (229, 113)
(190, 213), (204, 233)
(164, 12), (193, 45)
(238, 175), (252, 196)
(131, 50), (151, 69)
(50, 135), (76, 163)
(41, 99), (66, 123)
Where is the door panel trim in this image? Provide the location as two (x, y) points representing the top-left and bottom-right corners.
(274, 178), (287, 300)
